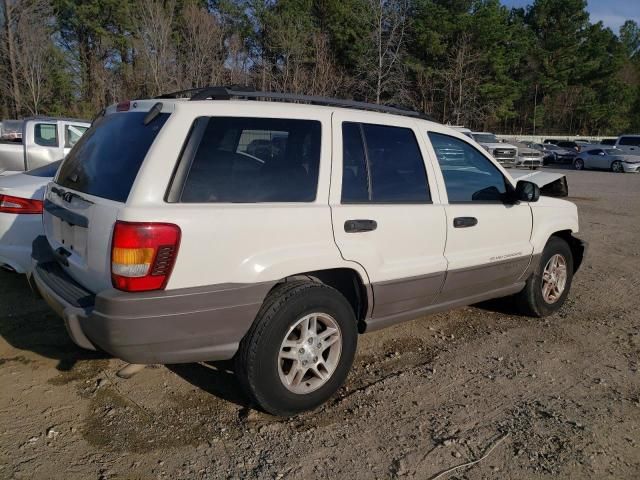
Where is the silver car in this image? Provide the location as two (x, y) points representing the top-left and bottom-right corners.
(513, 142), (543, 168)
(573, 147), (640, 173)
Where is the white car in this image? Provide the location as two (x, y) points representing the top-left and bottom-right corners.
(31, 89), (586, 416)
(0, 161), (59, 273)
(471, 132), (518, 167)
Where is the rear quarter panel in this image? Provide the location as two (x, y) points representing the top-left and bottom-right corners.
(124, 102), (367, 290)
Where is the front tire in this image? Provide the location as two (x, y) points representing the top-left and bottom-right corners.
(235, 281), (357, 416)
(574, 158), (584, 170)
(611, 160), (624, 173)
(514, 237), (574, 317)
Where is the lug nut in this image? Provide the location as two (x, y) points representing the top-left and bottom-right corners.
(308, 338), (314, 344)
(313, 356), (318, 362)
(299, 348), (305, 354)
(302, 360), (308, 366)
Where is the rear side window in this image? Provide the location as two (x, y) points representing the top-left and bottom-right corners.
(34, 123), (58, 147)
(341, 122), (430, 203)
(179, 117), (321, 203)
(57, 112), (169, 202)
(619, 136), (640, 146)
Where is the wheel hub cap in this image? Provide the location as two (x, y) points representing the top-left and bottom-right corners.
(541, 254), (568, 304)
(278, 313), (342, 394)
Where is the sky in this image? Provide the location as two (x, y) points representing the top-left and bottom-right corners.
(501, 0), (640, 33)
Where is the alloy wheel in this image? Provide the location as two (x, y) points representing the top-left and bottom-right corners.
(277, 313), (342, 394)
(541, 254), (568, 304)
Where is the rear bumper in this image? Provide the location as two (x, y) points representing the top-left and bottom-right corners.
(30, 236), (272, 364)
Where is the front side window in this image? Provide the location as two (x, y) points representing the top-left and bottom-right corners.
(34, 123), (58, 147)
(65, 125), (88, 148)
(341, 122), (430, 204)
(428, 132), (508, 203)
(180, 117), (321, 203)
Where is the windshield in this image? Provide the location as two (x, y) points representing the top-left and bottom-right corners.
(472, 133), (498, 143)
(545, 144), (562, 151)
(25, 160), (62, 178)
(56, 112), (169, 202)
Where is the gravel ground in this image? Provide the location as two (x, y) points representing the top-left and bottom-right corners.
(1, 168), (639, 480)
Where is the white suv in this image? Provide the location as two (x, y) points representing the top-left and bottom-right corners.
(31, 88), (586, 416)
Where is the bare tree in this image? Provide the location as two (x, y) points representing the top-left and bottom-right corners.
(265, 14), (312, 94)
(308, 33), (350, 97)
(1, 0), (22, 116)
(358, 0), (409, 104)
(180, 4), (226, 89)
(438, 33), (489, 127)
(132, 0), (178, 96)
(14, 0), (52, 114)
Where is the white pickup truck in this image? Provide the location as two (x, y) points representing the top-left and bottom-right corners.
(0, 117), (90, 175)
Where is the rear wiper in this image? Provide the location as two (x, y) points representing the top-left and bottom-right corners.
(50, 186), (93, 204)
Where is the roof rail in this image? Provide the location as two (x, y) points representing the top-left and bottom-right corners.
(161, 85), (433, 121)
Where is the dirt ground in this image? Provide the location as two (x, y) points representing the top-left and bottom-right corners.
(1, 168), (639, 480)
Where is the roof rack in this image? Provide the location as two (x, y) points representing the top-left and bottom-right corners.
(157, 86), (433, 121)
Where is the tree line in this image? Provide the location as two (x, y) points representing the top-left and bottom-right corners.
(1, 0), (639, 135)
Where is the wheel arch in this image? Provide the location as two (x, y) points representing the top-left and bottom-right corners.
(549, 230), (586, 273)
(268, 268), (371, 331)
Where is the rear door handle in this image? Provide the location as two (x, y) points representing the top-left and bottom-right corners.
(344, 219), (377, 233)
(453, 217), (478, 228)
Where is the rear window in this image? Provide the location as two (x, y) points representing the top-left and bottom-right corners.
(179, 117), (321, 203)
(56, 112), (169, 202)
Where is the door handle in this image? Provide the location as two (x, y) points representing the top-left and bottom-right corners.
(344, 219), (377, 233)
(453, 217), (478, 228)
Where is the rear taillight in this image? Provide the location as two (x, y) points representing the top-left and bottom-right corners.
(111, 221), (181, 292)
(0, 194), (43, 214)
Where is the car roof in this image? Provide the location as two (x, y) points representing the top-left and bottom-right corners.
(108, 97), (447, 132)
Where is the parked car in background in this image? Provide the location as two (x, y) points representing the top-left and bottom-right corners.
(451, 126), (473, 139)
(471, 132), (518, 167)
(613, 135), (640, 154)
(0, 120), (23, 141)
(599, 138), (617, 146)
(512, 142), (542, 168)
(543, 139), (561, 145)
(30, 88), (585, 416)
(0, 161), (60, 273)
(525, 142), (575, 165)
(0, 117), (90, 174)
(573, 148), (640, 173)
(555, 140), (585, 152)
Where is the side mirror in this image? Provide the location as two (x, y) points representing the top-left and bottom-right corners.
(514, 180), (540, 202)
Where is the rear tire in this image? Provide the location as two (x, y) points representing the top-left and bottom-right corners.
(235, 281), (357, 416)
(514, 237), (574, 317)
